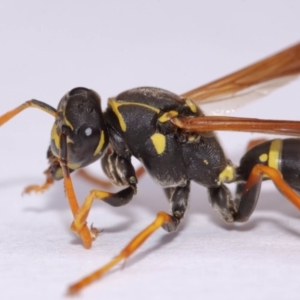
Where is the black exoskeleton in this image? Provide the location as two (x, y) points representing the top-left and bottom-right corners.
(3, 86), (299, 240)
(43, 86), (292, 231)
(2, 85), (300, 294)
(102, 87), (238, 229)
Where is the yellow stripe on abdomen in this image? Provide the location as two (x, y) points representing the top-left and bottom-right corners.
(268, 139), (282, 171)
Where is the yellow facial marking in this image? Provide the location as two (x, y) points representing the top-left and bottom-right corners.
(67, 137), (74, 144)
(204, 159), (209, 165)
(218, 165), (235, 184)
(185, 99), (197, 113)
(64, 117), (74, 130)
(93, 130), (105, 156)
(268, 139), (282, 170)
(54, 168), (63, 180)
(150, 133), (166, 155)
(259, 153), (268, 162)
(158, 110), (178, 123)
(63, 110), (74, 130)
(109, 98), (160, 132)
(67, 162), (81, 170)
(51, 124), (60, 150)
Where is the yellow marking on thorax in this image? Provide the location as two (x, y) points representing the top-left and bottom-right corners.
(158, 110), (178, 123)
(93, 130), (105, 156)
(150, 133), (166, 155)
(185, 99), (197, 113)
(109, 98), (160, 132)
(268, 139), (282, 170)
(259, 153), (268, 162)
(203, 159), (209, 165)
(218, 165), (236, 184)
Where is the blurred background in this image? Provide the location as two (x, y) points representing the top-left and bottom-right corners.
(0, 1), (300, 299)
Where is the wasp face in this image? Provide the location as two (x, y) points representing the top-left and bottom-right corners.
(51, 87), (109, 169)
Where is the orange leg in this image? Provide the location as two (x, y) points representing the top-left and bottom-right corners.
(59, 133), (97, 249)
(135, 166), (146, 178)
(76, 169), (113, 188)
(62, 165), (95, 248)
(70, 185), (136, 234)
(23, 169), (54, 194)
(245, 164), (300, 210)
(0, 101), (57, 194)
(70, 189), (112, 234)
(68, 211), (173, 295)
(0, 101), (96, 248)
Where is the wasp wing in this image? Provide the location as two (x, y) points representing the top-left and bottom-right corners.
(181, 42), (300, 115)
(177, 43), (300, 135)
(172, 116), (300, 136)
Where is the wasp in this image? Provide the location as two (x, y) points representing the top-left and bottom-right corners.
(0, 43), (300, 294)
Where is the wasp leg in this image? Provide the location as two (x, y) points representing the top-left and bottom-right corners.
(101, 150), (138, 187)
(0, 101), (58, 193)
(22, 147), (64, 194)
(76, 169), (113, 188)
(233, 139), (300, 221)
(0, 99), (57, 126)
(208, 184), (238, 223)
(208, 163), (300, 223)
(136, 166), (146, 178)
(162, 182), (190, 232)
(234, 165), (300, 222)
(67, 211), (173, 294)
(70, 151), (137, 235)
(23, 168), (54, 194)
(223, 137), (266, 206)
(59, 132), (94, 249)
(70, 186), (136, 234)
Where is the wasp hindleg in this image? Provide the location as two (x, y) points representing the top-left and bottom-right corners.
(234, 139), (300, 222)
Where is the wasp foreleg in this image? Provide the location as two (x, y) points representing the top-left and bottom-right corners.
(70, 150), (138, 240)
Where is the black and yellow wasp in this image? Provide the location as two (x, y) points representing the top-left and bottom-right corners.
(1, 43), (300, 294)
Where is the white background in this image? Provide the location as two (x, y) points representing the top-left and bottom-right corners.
(0, 1), (300, 299)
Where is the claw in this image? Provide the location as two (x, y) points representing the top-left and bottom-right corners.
(90, 223), (102, 240)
